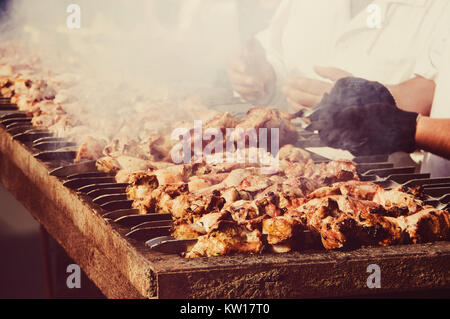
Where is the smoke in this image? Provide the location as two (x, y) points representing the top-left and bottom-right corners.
(2, 0), (240, 83)
(0, 0), (243, 139)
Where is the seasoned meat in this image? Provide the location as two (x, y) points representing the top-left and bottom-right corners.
(96, 156), (121, 175)
(74, 136), (107, 163)
(185, 221), (264, 258)
(238, 175), (273, 194)
(309, 181), (382, 200)
(319, 209), (405, 250)
(232, 107), (299, 147)
(103, 136), (152, 160)
(277, 144), (311, 163)
(126, 173), (160, 214)
(153, 165), (187, 185)
(284, 160), (358, 185)
(392, 208), (450, 243)
(188, 173), (229, 192)
(97, 155), (156, 175)
(172, 211), (232, 240)
(226, 200), (261, 224)
(373, 188), (424, 215)
(262, 215), (306, 245)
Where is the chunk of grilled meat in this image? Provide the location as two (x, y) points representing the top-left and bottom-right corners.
(75, 136), (107, 163)
(294, 194), (406, 249)
(172, 211), (233, 240)
(231, 107), (299, 147)
(320, 211), (405, 250)
(308, 181), (382, 200)
(153, 165), (187, 185)
(185, 220), (264, 258)
(284, 160), (358, 185)
(147, 135), (178, 162)
(126, 173), (160, 214)
(238, 174), (274, 195)
(220, 187), (253, 208)
(391, 208), (450, 243)
(104, 136), (152, 160)
(262, 215), (307, 253)
(277, 144), (311, 163)
(96, 156), (157, 175)
(188, 173), (229, 192)
(372, 187), (425, 215)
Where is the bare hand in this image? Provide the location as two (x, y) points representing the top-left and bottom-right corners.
(282, 66), (353, 112)
(228, 39), (275, 104)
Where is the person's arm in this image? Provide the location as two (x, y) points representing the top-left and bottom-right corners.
(228, 0), (291, 106)
(386, 76), (436, 116)
(284, 70), (436, 114)
(415, 116), (450, 160)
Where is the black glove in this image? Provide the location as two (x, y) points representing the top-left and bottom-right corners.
(308, 78), (418, 156)
(310, 77), (397, 120)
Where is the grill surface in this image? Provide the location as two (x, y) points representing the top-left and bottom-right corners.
(1, 101), (450, 298)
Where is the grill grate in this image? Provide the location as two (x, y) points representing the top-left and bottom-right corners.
(2, 103), (450, 251)
(1, 98), (450, 298)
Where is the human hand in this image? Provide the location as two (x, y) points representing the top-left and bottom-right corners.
(228, 38), (275, 104)
(308, 101), (418, 156)
(282, 66), (352, 112)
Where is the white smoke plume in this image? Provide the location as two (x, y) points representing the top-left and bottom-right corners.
(0, 0), (242, 139)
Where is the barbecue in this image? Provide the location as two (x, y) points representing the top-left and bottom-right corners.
(2, 83), (450, 297)
(1, 33), (450, 298)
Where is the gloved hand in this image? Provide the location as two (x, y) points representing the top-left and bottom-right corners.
(312, 77), (397, 113)
(308, 78), (419, 156)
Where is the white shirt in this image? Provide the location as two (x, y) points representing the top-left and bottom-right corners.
(257, 0), (450, 109)
(421, 38), (450, 177)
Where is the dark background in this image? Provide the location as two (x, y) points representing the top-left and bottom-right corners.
(0, 0), (8, 17)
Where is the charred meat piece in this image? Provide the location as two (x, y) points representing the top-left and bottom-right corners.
(146, 135), (178, 162)
(309, 181), (382, 200)
(104, 136), (152, 160)
(154, 165), (187, 185)
(172, 211), (233, 240)
(308, 160), (359, 185)
(226, 200), (261, 225)
(162, 188), (225, 219)
(185, 221), (264, 258)
(126, 173), (160, 214)
(392, 208), (450, 243)
(319, 210), (405, 250)
(277, 144), (311, 163)
(96, 156), (157, 175)
(238, 174), (273, 195)
(284, 160), (358, 185)
(150, 183), (191, 215)
(231, 107), (299, 147)
(220, 187), (253, 208)
(372, 188), (424, 215)
(295, 194), (403, 249)
(188, 173), (229, 192)
(255, 176), (318, 200)
(262, 215), (307, 253)
(196, 168), (254, 194)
